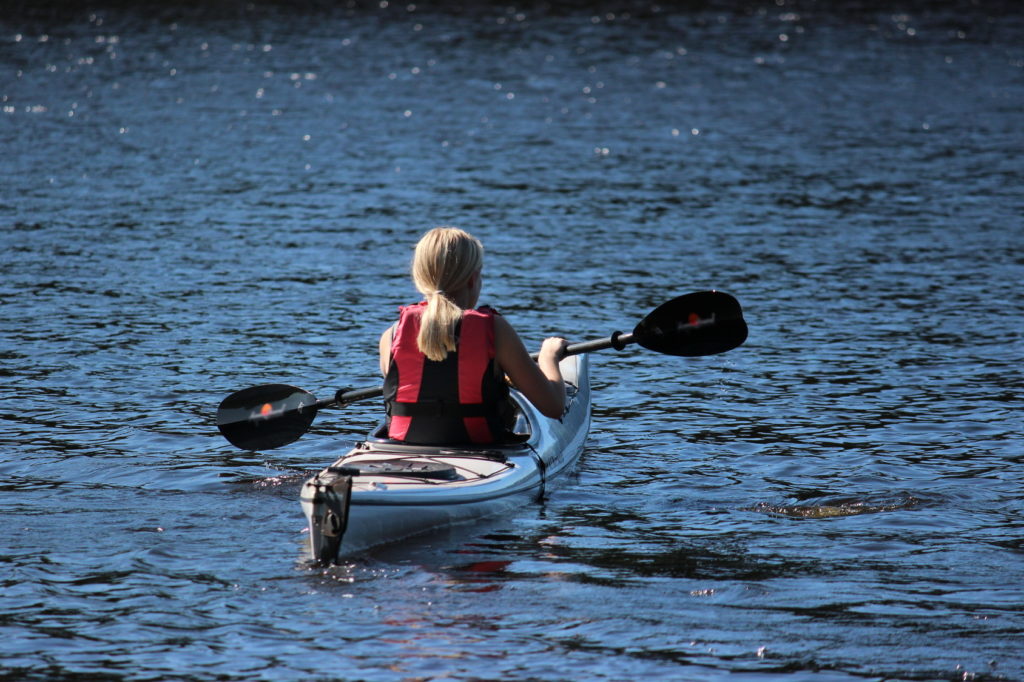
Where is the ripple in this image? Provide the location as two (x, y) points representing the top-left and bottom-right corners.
(1, 3), (1022, 681)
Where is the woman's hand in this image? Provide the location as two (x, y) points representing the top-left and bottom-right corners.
(539, 337), (569, 366)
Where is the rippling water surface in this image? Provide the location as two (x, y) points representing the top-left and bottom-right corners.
(2, 1), (1022, 680)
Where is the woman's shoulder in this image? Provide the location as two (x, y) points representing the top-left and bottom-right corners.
(467, 304), (501, 317)
(490, 310), (525, 349)
(399, 301), (428, 314)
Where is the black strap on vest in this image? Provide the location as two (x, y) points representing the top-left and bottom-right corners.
(389, 400), (492, 418)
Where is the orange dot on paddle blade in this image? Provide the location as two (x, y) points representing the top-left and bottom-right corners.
(688, 313), (700, 325)
(260, 403), (273, 416)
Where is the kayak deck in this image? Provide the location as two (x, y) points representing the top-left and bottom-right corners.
(300, 354), (590, 562)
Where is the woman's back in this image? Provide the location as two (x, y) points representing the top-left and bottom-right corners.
(379, 227), (568, 445)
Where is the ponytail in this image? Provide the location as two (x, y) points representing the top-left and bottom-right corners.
(418, 292), (464, 362)
(410, 227), (484, 362)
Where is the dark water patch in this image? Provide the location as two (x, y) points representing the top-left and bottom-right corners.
(548, 537), (826, 583)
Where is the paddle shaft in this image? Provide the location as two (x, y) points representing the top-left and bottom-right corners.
(332, 384), (383, 407)
(217, 291), (746, 450)
(331, 332), (636, 407)
(530, 331), (634, 359)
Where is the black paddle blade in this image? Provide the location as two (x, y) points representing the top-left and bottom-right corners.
(633, 291), (748, 357)
(216, 384), (319, 451)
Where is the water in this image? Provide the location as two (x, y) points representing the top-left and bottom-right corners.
(2, 1), (1022, 680)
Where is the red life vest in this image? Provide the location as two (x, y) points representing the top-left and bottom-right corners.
(383, 303), (510, 444)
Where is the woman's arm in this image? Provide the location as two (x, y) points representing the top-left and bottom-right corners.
(493, 315), (567, 419)
(379, 326), (393, 377)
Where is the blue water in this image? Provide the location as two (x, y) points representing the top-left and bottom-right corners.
(2, 2), (1022, 680)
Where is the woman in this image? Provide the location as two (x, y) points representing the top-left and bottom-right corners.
(380, 227), (568, 444)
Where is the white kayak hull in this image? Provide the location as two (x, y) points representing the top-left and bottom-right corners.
(300, 354), (591, 561)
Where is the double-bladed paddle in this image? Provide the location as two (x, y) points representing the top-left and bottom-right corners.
(216, 290), (747, 451)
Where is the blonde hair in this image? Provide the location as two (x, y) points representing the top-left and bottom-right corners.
(411, 227), (484, 362)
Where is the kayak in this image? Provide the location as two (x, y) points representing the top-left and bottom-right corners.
(299, 353), (591, 562)
(216, 292), (746, 562)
